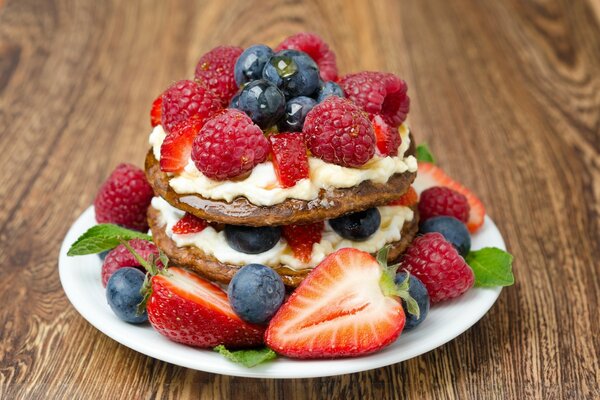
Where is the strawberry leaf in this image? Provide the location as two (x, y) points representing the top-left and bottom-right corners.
(67, 224), (152, 256)
(214, 345), (277, 368)
(466, 247), (514, 287)
(416, 143), (435, 164)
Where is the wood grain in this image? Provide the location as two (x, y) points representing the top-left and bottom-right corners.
(1, 0), (598, 398)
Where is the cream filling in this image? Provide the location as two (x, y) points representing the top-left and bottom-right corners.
(151, 196), (414, 271)
(149, 123), (418, 207)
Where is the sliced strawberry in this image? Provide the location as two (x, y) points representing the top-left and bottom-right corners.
(150, 95), (162, 127)
(413, 162), (485, 232)
(388, 186), (418, 207)
(372, 115), (402, 157)
(147, 267), (265, 348)
(265, 248), (407, 359)
(160, 119), (203, 172)
(269, 133), (309, 188)
(282, 222), (324, 263)
(172, 213), (208, 234)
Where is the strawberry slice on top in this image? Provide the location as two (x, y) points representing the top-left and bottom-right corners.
(282, 222), (324, 263)
(269, 132), (309, 188)
(150, 94), (162, 127)
(265, 248), (417, 359)
(172, 213), (208, 235)
(372, 115), (402, 157)
(160, 119), (203, 173)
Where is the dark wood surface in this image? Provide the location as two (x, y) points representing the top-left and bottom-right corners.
(1, 0), (599, 398)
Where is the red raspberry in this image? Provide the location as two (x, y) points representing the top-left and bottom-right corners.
(282, 222), (324, 263)
(150, 94), (162, 127)
(401, 233), (474, 303)
(191, 109), (270, 180)
(372, 114), (402, 156)
(276, 32), (338, 82)
(101, 239), (160, 287)
(303, 97), (376, 167)
(172, 213), (208, 234)
(419, 186), (470, 223)
(340, 71), (410, 128)
(194, 46), (243, 106)
(160, 80), (222, 133)
(269, 132), (309, 188)
(94, 164), (154, 232)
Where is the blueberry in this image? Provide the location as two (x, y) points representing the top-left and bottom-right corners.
(237, 79), (285, 129)
(224, 225), (282, 254)
(419, 216), (471, 256)
(278, 96), (317, 132)
(316, 81), (344, 102)
(106, 267), (148, 324)
(228, 263), (285, 324)
(234, 44), (274, 86)
(229, 91), (241, 109)
(329, 208), (381, 241)
(263, 50), (320, 98)
(98, 250), (109, 261)
(395, 272), (430, 330)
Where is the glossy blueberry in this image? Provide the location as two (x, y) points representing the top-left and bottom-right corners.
(106, 267), (148, 324)
(263, 50), (320, 98)
(278, 96), (317, 132)
(234, 44), (274, 86)
(316, 81), (344, 102)
(395, 272), (430, 330)
(237, 79), (285, 129)
(229, 91), (241, 109)
(228, 263), (285, 324)
(419, 216), (471, 256)
(225, 225), (282, 254)
(329, 208), (381, 241)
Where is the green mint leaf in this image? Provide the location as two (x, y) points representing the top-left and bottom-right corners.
(466, 247), (515, 287)
(214, 345), (277, 368)
(67, 224), (151, 256)
(416, 143), (435, 164)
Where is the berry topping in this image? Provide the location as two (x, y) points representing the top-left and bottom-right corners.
(191, 109), (270, 180)
(150, 94), (162, 127)
(159, 119), (203, 173)
(234, 44), (274, 86)
(414, 162), (486, 232)
(172, 213), (208, 235)
(278, 96), (317, 132)
(94, 163), (154, 232)
(147, 267), (265, 348)
(303, 96), (376, 167)
(101, 239), (160, 287)
(329, 208), (381, 241)
(400, 233), (474, 303)
(269, 132), (309, 188)
(160, 79), (222, 133)
(282, 221), (324, 263)
(388, 186), (419, 207)
(340, 71), (410, 128)
(276, 32), (338, 82)
(420, 216), (471, 257)
(372, 114), (402, 156)
(106, 267), (148, 324)
(194, 45), (244, 105)
(227, 264), (285, 324)
(224, 225), (282, 254)
(263, 49), (320, 98)
(394, 272), (430, 330)
(316, 81), (344, 103)
(419, 186), (470, 223)
(236, 79), (286, 129)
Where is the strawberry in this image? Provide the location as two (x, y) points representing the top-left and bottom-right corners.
(150, 95), (162, 127)
(172, 213), (208, 234)
(160, 119), (203, 172)
(265, 247), (418, 359)
(282, 222), (324, 263)
(269, 132), (309, 188)
(388, 186), (418, 207)
(372, 115), (402, 157)
(413, 162), (485, 232)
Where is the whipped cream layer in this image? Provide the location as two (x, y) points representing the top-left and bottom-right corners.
(149, 124), (418, 207)
(151, 196), (414, 271)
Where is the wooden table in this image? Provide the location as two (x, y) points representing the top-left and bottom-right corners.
(1, 0), (598, 398)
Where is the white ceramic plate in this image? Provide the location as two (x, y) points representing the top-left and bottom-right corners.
(59, 206), (505, 379)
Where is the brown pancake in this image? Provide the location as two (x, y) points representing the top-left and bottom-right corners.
(145, 139), (416, 226)
(148, 205), (419, 288)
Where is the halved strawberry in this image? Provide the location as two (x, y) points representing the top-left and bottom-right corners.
(160, 119), (203, 172)
(372, 115), (402, 157)
(413, 162), (485, 232)
(150, 95), (162, 127)
(172, 213), (208, 234)
(269, 133), (309, 188)
(388, 186), (418, 207)
(147, 267), (265, 348)
(265, 248), (416, 359)
(282, 222), (324, 263)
